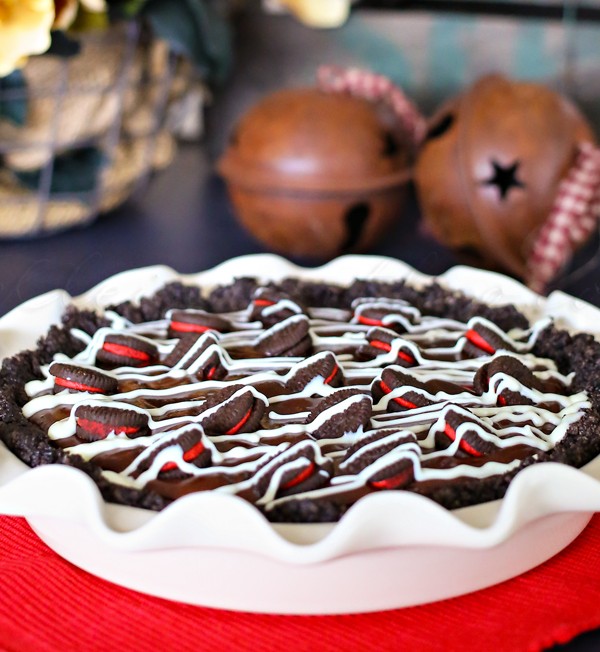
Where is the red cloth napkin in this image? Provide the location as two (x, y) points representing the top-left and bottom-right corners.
(0, 514), (598, 652)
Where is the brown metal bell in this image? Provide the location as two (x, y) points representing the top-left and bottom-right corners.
(414, 74), (594, 278)
(218, 88), (412, 260)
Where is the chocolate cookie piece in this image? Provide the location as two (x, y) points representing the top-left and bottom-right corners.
(306, 388), (372, 439)
(255, 314), (312, 357)
(200, 385), (267, 435)
(352, 299), (416, 333)
(74, 405), (150, 442)
(285, 351), (344, 393)
(276, 461), (325, 497)
(387, 389), (434, 412)
(194, 349), (229, 382)
(168, 309), (231, 338)
(239, 441), (332, 503)
(357, 327), (417, 366)
(277, 460), (332, 498)
(340, 429), (417, 474)
(462, 320), (516, 358)
(96, 334), (158, 369)
(367, 457), (415, 490)
(164, 331), (227, 380)
(366, 311), (406, 332)
(434, 406), (498, 457)
(372, 367), (430, 410)
(163, 333), (212, 368)
(473, 354), (539, 406)
(131, 426), (211, 480)
(50, 362), (118, 395)
(248, 288), (305, 327)
(164, 333), (228, 380)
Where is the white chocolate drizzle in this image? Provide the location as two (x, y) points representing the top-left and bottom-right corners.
(21, 294), (589, 513)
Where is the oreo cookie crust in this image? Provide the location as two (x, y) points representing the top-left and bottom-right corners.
(0, 280), (599, 523)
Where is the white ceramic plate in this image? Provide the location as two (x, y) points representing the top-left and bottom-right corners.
(1, 254), (600, 614)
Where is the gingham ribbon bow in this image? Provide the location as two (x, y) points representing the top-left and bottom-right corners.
(527, 142), (600, 294)
(317, 65), (426, 149)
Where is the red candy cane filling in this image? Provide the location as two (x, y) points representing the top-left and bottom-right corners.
(76, 418), (141, 439)
(281, 462), (316, 490)
(465, 329), (496, 355)
(323, 364), (340, 386)
(443, 423), (483, 457)
(55, 377), (105, 393)
(378, 379), (417, 409)
(370, 340), (415, 364)
(102, 342), (151, 362)
(369, 467), (413, 490)
(170, 321), (215, 335)
(358, 315), (384, 327)
(224, 407), (254, 436)
(254, 299), (275, 307)
(160, 440), (206, 472)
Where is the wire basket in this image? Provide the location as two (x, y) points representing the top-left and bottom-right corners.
(0, 22), (193, 238)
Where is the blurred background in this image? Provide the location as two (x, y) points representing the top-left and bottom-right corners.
(210, 0), (600, 153)
(1, 0), (600, 309)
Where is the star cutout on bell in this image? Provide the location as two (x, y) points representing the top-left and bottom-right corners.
(482, 160), (525, 199)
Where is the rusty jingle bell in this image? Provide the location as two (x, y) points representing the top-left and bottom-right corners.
(218, 88), (413, 260)
(414, 74), (594, 279)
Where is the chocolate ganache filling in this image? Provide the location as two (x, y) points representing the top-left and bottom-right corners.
(14, 280), (595, 524)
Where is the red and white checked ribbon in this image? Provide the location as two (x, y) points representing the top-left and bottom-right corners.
(317, 65), (426, 149)
(316, 66), (598, 293)
(527, 142), (600, 294)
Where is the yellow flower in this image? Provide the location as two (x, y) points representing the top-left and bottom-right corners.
(266, 0), (351, 28)
(80, 0), (106, 11)
(0, 0), (55, 77)
(53, 0), (78, 29)
(54, 0), (107, 31)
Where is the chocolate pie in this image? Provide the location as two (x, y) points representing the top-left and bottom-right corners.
(1, 276), (599, 523)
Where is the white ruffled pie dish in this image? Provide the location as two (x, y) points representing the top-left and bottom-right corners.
(0, 254), (600, 614)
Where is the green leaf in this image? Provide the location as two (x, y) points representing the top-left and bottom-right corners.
(142, 0), (232, 85)
(106, 0), (149, 20)
(72, 7), (111, 31)
(14, 146), (106, 195)
(46, 31), (82, 58)
(0, 70), (28, 126)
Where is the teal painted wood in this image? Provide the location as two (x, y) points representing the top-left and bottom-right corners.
(327, 10), (600, 125)
(338, 16), (414, 88)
